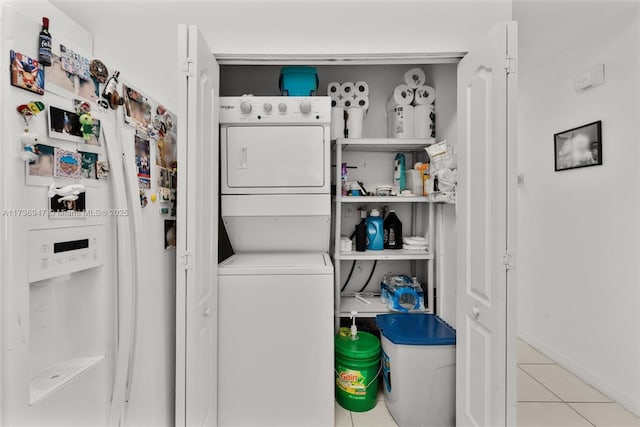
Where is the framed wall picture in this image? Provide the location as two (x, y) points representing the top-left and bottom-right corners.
(554, 121), (602, 171)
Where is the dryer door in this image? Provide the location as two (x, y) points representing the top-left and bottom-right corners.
(222, 125), (328, 193)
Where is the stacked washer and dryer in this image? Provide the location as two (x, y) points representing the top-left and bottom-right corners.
(218, 96), (334, 426)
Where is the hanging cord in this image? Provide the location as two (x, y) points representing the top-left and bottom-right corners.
(341, 261), (357, 292)
(358, 260), (378, 293)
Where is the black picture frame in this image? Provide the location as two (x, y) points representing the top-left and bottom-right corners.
(554, 121), (602, 171)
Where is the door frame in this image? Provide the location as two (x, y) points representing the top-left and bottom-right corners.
(183, 49), (518, 423)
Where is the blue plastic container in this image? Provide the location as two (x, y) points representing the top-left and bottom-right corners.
(375, 313), (456, 426)
(366, 209), (384, 251)
(279, 66), (319, 96)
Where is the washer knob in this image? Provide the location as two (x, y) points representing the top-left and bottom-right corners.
(240, 101), (252, 114)
(299, 101), (312, 114)
(278, 103), (287, 113)
(263, 103), (273, 113)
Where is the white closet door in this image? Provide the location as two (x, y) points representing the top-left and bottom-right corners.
(456, 22), (518, 426)
(176, 25), (220, 427)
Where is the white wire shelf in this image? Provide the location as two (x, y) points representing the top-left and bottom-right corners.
(335, 138), (435, 152)
(336, 196), (430, 203)
(338, 293), (433, 318)
(336, 249), (433, 261)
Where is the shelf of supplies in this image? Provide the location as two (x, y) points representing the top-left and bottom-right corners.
(337, 249), (433, 261)
(29, 356), (104, 405)
(336, 196), (429, 203)
(336, 138), (435, 152)
(338, 294), (433, 318)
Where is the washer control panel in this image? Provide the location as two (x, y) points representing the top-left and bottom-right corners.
(219, 96), (331, 124)
(28, 225), (105, 283)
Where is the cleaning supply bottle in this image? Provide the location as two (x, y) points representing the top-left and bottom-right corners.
(393, 153), (406, 193)
(341, 162), (348, 196)
(384, 210), (403, 249)
(38, 17), (52, 66)
(366, 209), (384, 251)
(355, 208), (367, 252)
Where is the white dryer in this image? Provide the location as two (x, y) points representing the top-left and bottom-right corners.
(218, 96), (334, 426)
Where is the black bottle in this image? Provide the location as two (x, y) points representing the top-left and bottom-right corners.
(38, 17), (52, 66)
(355, 209), (367, 252)
(384, 210), (403, 249)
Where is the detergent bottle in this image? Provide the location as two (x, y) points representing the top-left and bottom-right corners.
(384, 210), (403, 249)
(366, 209), (384, 251)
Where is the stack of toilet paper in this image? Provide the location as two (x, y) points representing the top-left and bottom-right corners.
(387, 68), (436, 139)
(327, 81), (369, 139)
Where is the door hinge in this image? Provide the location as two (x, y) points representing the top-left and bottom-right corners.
(504, 55), (516, 74)
(502, 250), (515, 271)
(181, 250), (192, 270)
(182, 58), (194, 77)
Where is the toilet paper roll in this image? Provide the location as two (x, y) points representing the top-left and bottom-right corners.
(404, 67), (426, 88)
(331, 106), (345, 140)
(327, 82), (341, 97)
(414, 104), (436, 139)
(386, 84), (414, 111)
(413, 85), (436, 105)
(387, 104), (414, 139)
(339, 97), (355, 108)
(331, 98), (338, 108)
(354, 95), (369, 111)
(340, 82), (355, 98)
(354, 81), (369, 96)
(346, 107), (364, 139)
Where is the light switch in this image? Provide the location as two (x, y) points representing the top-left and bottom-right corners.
(574, 64), (604, 92)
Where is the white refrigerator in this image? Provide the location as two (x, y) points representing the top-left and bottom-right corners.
(0, 5), (177, 426)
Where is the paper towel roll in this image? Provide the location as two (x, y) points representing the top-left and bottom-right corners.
(339, 97), (355, 108)
(354, 95), (369, 111)
(340, 82), (355, 98)
(414, 104), (435, 139)
(387, 104), (414, 139)
(387, 84), (414, 111)
(331, 107), (345, 140)
(346, 107), (364, 139)
(413, 85), (436, 105)
(354, 81), (369, 96)
(327, 82), (341, 97)
(404, 67), (426, 88)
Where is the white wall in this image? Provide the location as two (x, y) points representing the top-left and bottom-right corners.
(515, 0), (640, 415)
(51, 0), (511, 110)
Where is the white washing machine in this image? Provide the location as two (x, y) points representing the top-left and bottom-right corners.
(218, 96), (334, 426)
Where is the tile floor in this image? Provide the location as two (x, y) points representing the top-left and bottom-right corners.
(335, 339), (640, 426)
(517, 339), (640, 427)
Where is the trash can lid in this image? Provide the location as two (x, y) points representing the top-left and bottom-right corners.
(376, 313), (456, 346)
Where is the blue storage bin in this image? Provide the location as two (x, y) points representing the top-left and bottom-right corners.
(375, 313), (456, 426)
(279, 66), (319, 96)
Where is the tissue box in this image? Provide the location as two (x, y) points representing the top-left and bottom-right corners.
(340, 236), (353, 252)
(380, 274), (425, 312)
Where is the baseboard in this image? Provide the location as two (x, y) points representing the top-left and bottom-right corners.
(518, 330), (640, 418)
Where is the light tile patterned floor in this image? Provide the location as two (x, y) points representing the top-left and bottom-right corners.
(335, 339), (640, 426)
(517, 340), (640, 427)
